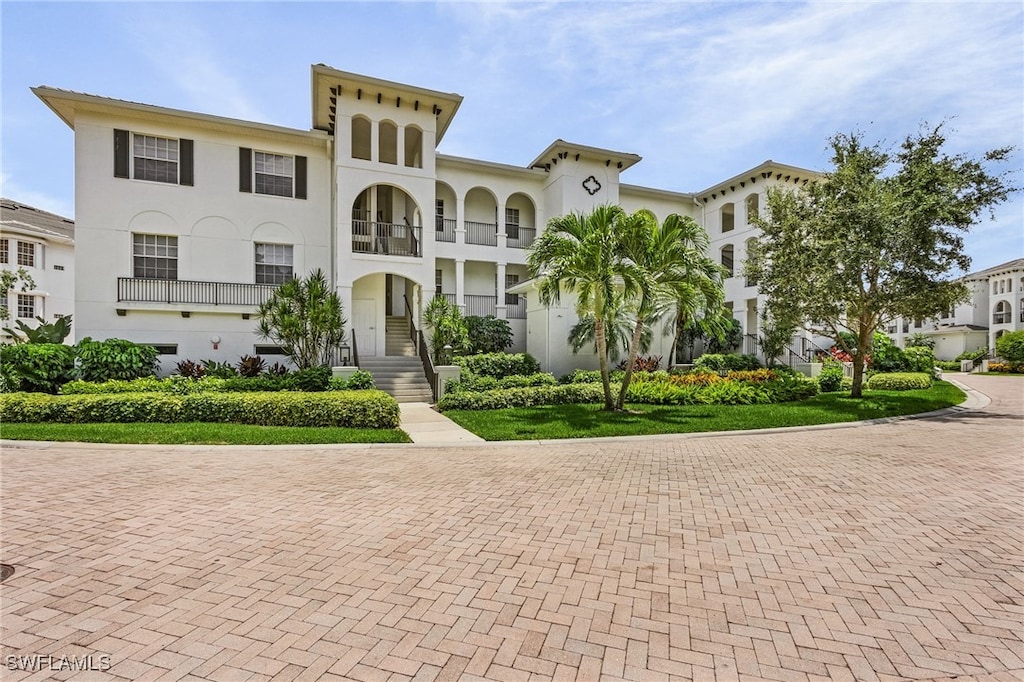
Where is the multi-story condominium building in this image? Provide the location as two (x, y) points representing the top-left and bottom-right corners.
(0, 199), (75, 342)
(886, 258), (1024, 359)
(32, 64), (839, 378)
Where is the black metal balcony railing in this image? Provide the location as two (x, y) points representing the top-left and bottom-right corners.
(118, 277), (277, 306)
(507, 226), (536, 249)
(465, 294), (497, 318)
(505, 296), (526, 319)
(435, 217), (456, 243)
(352, 220), (422, 257)
(465, 221), (498, 246)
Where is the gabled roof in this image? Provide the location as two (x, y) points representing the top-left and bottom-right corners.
(32, 87), (329, 148)
(528, 140), (642, 173)
(695, 160), (819, 203)
(0, 198), (74, 243)
(964, 257), (1024, 280)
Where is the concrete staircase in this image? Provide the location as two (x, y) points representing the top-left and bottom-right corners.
(357, 316), (434, 403)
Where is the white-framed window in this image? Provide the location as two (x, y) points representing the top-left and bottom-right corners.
(132, 233), (178, 280)
(16, 241), (35, 268)
(435, 269), (443, 295)
(505, 273), (520, 305)
(133, 133), (179, 183)
(254, 152), (294, 197)
(16, 294), (35, 319)
(505, 207), (520, 239)
(255, 243), (294, 285)
(0, 295), (8, 317)
(0, 238), (8, 264)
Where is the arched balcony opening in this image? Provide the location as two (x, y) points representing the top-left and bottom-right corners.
(721, 244), (735, 278)
(465, 187), (498, 246)
(351, 116), (371, 161)
(434, 182), (457, 243)
(505, 192), (537, 249)
(721, 202), (735, 233)
(351, 184), (422, 257)
(404, 125), (423, 169)
(378, 121), (398, 165)
(993, 300), (1011, 325)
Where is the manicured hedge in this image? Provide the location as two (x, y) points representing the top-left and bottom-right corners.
(0, 390), (399, 428)
(693, 353), (762, 372)
(452, 353), (540, 378)
(865, 372), (932, 391)
(62, 370), (376, 395)
(935, 361), (962, 372)
(445, 372), (557, 394)
(438, 375), (819, 411)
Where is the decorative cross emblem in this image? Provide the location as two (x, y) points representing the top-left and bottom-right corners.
(582, 175), (602, 196)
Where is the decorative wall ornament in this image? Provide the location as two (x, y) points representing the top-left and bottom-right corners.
(582, 175), (601, 195)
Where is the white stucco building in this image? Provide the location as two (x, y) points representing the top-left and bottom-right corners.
(885, 258), (1024, 360)
(34, 64), (825, 379)
(0, 198), (76, 343)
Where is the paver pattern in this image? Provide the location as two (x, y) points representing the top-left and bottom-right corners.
(1, 374), (1022, 681)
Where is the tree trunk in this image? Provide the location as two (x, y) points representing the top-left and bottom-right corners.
(594, 318), (615, 410)
(850, 354), (865, 398)
(616, 317), (646, 410)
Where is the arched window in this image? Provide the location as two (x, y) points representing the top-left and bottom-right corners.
(404, 126), (423, 169)
(744, 193), (759, 223)
(351, 117), (371, 161)
(993, 300), (1011, 324)
(721, 244), (734, 278)
(378, 121), (397, 165)
(721, 203), (735, 233)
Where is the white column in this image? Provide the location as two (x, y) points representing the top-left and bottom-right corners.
(496, 201), (507, 250)
(396, 125), (405, 167)
(495, 262), (507, 319)
(455, 196), (466, 246)
(455, 259), (465, 312)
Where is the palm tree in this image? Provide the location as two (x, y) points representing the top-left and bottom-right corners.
(568, 299), (653, 363)
(615, 213), (725, 409)
(527, 205), (641, 410)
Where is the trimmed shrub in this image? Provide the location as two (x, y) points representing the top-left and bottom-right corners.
(1, 343), (76, 393)
(902, 346), (935, 375)
(0, 390), (400, 428)
(560, 368), (626, 384)
(996, 330), (1024, 364)
(453, 353), (540, 378)
(465, 316), (514, 354)
(287, 366), (331, 392)
(438, 383), (606, 410)
(328, 370), (376, 391)
(693, 353), (761, 372)
(935, 360), (962, 372)
(446, 372), (557, 394)
(955, 348), (988, 362)
(865, 372), (932, 391)
(817, 361), (845, 393)
(76, 338), (158, 382)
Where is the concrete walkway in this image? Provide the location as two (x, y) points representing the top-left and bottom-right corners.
(1, 374), (1021, 681)
(398, 402), (484, 444)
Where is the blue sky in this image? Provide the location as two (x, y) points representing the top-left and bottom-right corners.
(3, 1), (1021, 273)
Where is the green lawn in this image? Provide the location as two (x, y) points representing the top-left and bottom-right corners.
(0, 422), (411, 445)
(444, 381), (966, 441)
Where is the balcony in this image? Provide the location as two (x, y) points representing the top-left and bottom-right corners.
(465, 294), (497, 317)
(506, 295), (526, 319)
(435, 217), (456, 243)
(352, 220), (422, 257)
(117, 277), (276, 306)
(506, 226), (536, 249)
(465, 221), (498, 246)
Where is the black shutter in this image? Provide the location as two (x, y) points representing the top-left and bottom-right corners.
(295, 155), (307, 200)
(179, 139), (194, 186)
(114, 129), (130, 178)
(239, 147), (252, 193)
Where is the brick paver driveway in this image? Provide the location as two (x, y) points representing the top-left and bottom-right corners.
(2, 375), (1022, 681)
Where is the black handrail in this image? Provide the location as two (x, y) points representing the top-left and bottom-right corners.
(404, 295), (437, 401)
(351, 331), (359, 368)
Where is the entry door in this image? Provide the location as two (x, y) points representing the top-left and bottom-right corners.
(353, 298), (377, 357)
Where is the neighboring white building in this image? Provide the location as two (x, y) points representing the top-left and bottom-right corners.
(886, 258), (1024, 359)
(0, 198), (75, 343)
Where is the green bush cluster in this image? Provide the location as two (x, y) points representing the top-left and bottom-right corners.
(1, 390), (399, 428)
(865, 372), (932, 391)
(439, 373), (818, 410)
(452, 353), (540, 378)
(329, 369), (375, 390)
(446, 372), (557, 393)
(63, 369), (377, 395)
(560, 368), (626, 384)
(693, 353), (762, 372)
(935, 360), (962, 372)
(1, 343), (76, 393)
(76, 338), (159, 382)
(995, 330), (1024, 364)
(955, 347), (988, 363)
(817, 361), (845, 393)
